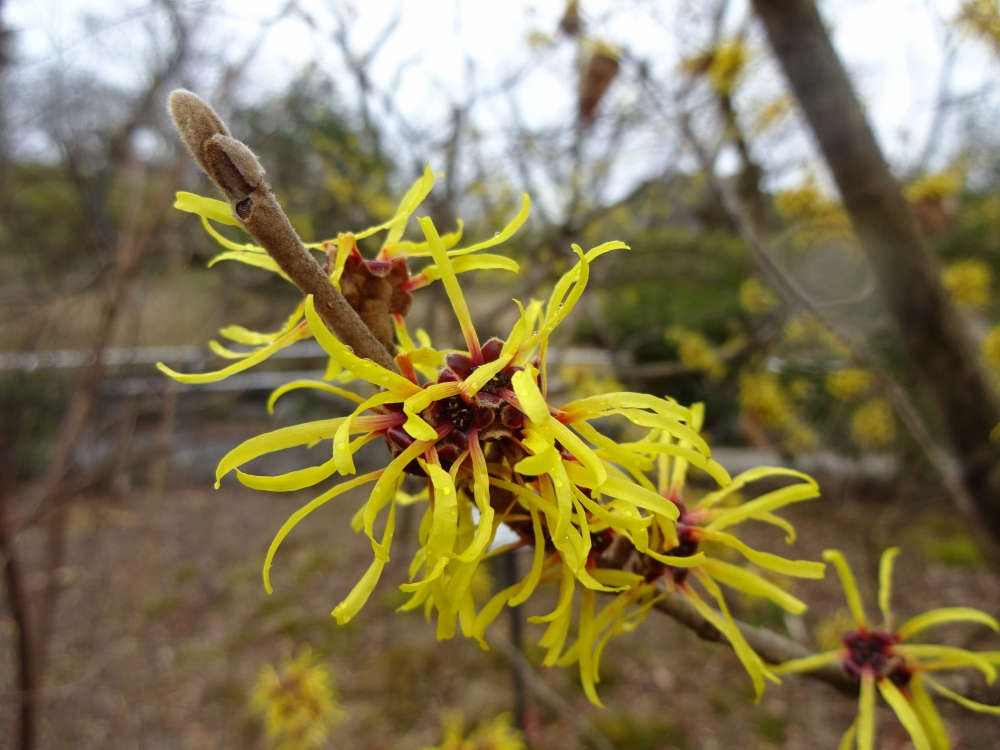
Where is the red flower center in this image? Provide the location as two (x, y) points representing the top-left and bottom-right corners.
(843, 629), (911, 685)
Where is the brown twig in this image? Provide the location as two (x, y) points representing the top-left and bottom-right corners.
(167, 90), (398, 373)
(650, 589), (856, 695)
(0, 443), (38, 750)
(486, 628), (617, 750)
(678, 114), (1000, 567)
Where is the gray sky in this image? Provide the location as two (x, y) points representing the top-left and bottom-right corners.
(7, 0), (997, 200)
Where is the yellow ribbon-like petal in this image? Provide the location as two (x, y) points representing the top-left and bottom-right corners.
(924, 674), (1000, 715)
(267, 379), (365, 413)
(896, 607), (1000, 642)
(418, 215), (481, 359)
(823, 549), (867, 629)
(701, 558), (809, 614)
(332, 499), (397, 625)
(878, 546), (900, 631)
(857, 673), (876, 750)
(771, 650), (844, 675)
(263, 470), (383, 593)
(703, 530), (825, 578)
(878, 678), (932, 750)
(158, 323), (309, 384)
(908, 674), (950, 750)
(305, 295), (421, 396)
(174, 191), (239, 226)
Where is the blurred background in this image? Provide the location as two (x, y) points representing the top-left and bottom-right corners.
(2, 0), (1000, 748)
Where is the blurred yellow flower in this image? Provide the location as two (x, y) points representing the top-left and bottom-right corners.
(904, 172), (962, 203)
(776, 548), (1000, 749)
(740, 371), (817, 450)
(667, 326), (726, 380)
(814, 607), (857, 652)
(959, 0), (1000, 43)
(739, 277), (778, 314)
(707, 39), (750, 95)
(425, 711), (525, 750)
(775, 180), (853, 244)
(943, 259), (991, 309)
(558, 362), (625, 399)
(851, 399), (896, 449)
(826, 369), (874, 401)
(250, 646), (345, 750)
(982, 323), (1000, 372)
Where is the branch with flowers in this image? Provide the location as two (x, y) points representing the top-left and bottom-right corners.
(164, 91), (1000, 747)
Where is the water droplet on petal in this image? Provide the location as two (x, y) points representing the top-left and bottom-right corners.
(344, 346), (354, 354)
(494, 232), (500, 237)
(555, 479), (564, 488)
(362, 358), (372, 363)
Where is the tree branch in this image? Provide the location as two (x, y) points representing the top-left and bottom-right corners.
(167, 90), (398, 373)
(752, 0), (1000, 542)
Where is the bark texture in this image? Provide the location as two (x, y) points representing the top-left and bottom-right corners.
(753, 0), (1000, 539)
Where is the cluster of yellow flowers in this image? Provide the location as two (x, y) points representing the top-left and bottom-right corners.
(250, 647), (344, 750)
(425, 712), (524, 750)
(774, 180), (854, 245)
(666, 325), (727, 381)
(739, 370), (818, 451)
(943, 258), (992, 309)
(166, 169), (1000, 746)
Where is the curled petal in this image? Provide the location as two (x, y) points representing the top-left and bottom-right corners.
(878, 547), (900, 630)
(893, 644), (996, 683)
(267, 379), (365, 413)
(771, 650), (844, 675)
(924, 675), (1000, 715)
(158, 323), (309, 384)
(263, 470), (383, 593)
(701, 558), (809, 614)
(897, 607), (1000, 642)
(702, 530), (825, 578)
(333, 500), (397, 625)
(823, 549), (867, 629)
(305, 295), (421, 396)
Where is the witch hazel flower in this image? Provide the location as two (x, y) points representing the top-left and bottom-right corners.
(160, 165), (527, 384)
(775, 547), (1000, 749)
(551, 403), (824, 704)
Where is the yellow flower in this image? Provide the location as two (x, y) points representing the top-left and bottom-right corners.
(942, 259), (991, 309)
(775, 548), (1000, 749)
(667, 326), (726, 381)
(425, 711), (525, 750)
(162, 165), (528, 383)
(250, 646), (345, 750)
(557, 363), (625, 399)
(740, 370), (818, 450)
(557, 404), (824, 703)
(774, 180), (853, 244)
(982, 323), (1000, 372)
(707, 39), (750, 95)
(959, 0), (1000, 43)
(163, 182), (735, 695)
(851, 398), (896, 449)
(738, 277), (778, 314)
(904, 172), (962, 203)
(826, 369), (874, 401)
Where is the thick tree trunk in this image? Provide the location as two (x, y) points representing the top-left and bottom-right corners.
(752, 0), (1000, 538)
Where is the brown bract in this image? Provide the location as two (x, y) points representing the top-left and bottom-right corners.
(334, 250), (412, 355)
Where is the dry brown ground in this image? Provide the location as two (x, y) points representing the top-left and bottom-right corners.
(2, 469), (1000, 750)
